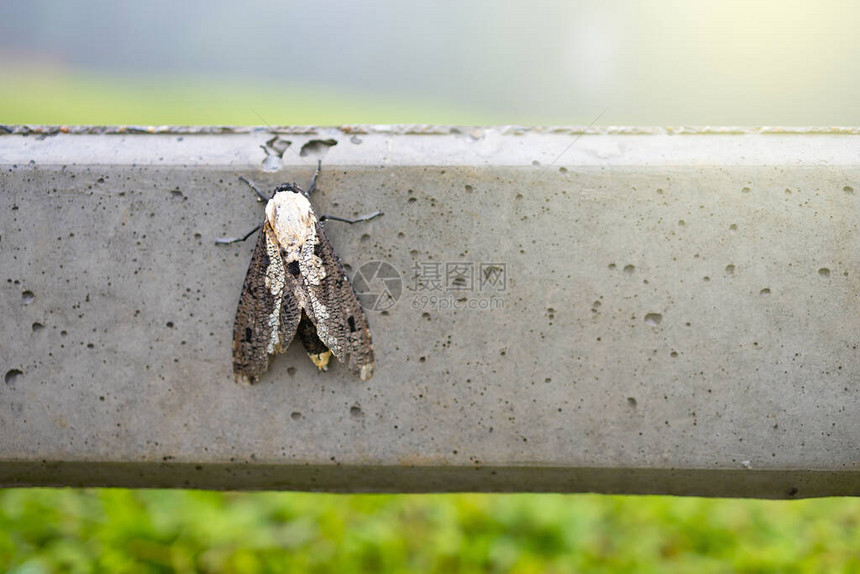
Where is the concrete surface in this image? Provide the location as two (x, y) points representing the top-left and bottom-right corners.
(1, 126), (858, 497)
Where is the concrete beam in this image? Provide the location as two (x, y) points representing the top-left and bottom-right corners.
(1, 126), (858, 497)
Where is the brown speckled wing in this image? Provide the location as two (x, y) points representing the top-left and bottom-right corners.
(299, 220), (374, 380)
(232, 223), (301, 384)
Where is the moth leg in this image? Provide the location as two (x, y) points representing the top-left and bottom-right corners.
(307, 161), (383, 224)
(320, 211), (384, 224)
(215, 176), (273, 244)
(238, 176), (273, 203)
(215, 223), (262, 245)
(306, 159), (322, 196)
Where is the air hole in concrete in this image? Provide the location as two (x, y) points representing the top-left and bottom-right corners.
(291, 412), (301, 420)
(644, 313), (662, 326)
(627, 397), (637, 408)
(818, 268), (831, 277)
(741, 186), (751, 193)
(299, 139), (337, 157)
(287, 367), (297, 377)
(729, 224), (738, 232)
(32, 322), (44, 332)
(5, 369), (23, 385)
(170, 189), (183, 199)
(726, 264), (735, 274)
(407, 197), (417, 204)
(608, 263), (616, 270)
(623, 264), (635, 275)
(844, 186), (854, 195)
(350, 135), (362, 144)
(360, 234), (371, 243)
(670, 351), (678, 358)
(262, 155), (282, 172)
(22, 291), (34, 305)
(265, 136), (291, 157)
(350, 406), (362, 417)
(760, 288), (771, 295)
(166, 321), (174, 328)
(465, 184), (473, 193)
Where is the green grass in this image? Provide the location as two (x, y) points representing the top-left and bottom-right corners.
(2, 67), (859, 573)
(1, 490), (859, 573)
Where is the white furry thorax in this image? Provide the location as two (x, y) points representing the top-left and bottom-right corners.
(266, 192), (318, 252)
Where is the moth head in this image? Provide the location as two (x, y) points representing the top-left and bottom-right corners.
(274, 183), (302, 195)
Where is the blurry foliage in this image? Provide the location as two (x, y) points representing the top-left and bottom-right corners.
(0, 66), (492, 126)
(1, 490), (859, 573)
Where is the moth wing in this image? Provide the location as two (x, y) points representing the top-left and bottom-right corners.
(232, 222), (301, 384)
(300, 220), (374, 380)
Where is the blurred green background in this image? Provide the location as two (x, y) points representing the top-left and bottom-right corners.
(2, 1), (860, 572)
(2, 490), (859, 573)
(3, 0), (860, 125)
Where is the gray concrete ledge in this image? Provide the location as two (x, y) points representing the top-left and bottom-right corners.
(1, 126), (859, 497)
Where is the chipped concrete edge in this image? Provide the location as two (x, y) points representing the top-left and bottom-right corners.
(3, 124), (860, 136)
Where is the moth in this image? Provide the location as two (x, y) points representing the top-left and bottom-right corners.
(217, 161), (381, 384)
